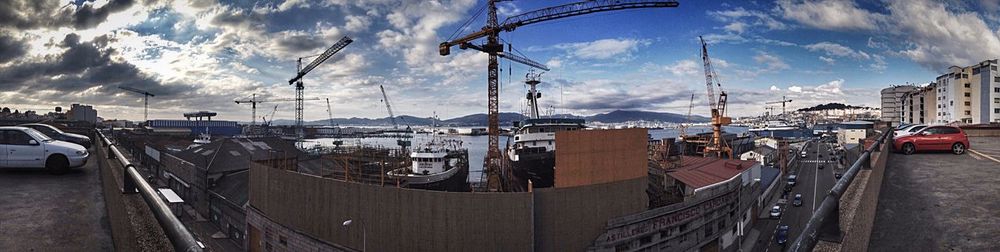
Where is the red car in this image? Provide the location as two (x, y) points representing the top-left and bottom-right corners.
(893, 126), (969, 155)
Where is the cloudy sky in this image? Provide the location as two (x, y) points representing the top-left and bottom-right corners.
(1, 0), (999, 121)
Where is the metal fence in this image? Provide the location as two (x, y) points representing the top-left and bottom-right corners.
(97, 130), (204, 252)
(789, 128), (892, 251)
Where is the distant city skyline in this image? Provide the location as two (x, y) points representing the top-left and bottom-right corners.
(1, 0), (999, 121)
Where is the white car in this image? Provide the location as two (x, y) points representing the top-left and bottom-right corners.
(0, 126), (89, 173)
(770, 205), (782, 219)
(894, 124), (927, 138)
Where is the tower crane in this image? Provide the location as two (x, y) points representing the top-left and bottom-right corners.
(440, 0), (679, 192)
(235, 95), (321, 125)
(262, 105), (278, 127)
(766, 96), (793, 117)
(699, 36), (733, 158)
(288, 36), (353, 142)
(326, 98), (335, 127)
(378, 85), (398, 129)
(679, 93), (695, 138)
(118, 86), (155, 123)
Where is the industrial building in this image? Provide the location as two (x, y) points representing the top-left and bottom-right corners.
(837, 121), (875, 146)
(146, 112), (241, 136)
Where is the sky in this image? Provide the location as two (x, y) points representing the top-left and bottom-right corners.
(1, 0), (999, 122)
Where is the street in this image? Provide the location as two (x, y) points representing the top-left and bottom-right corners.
(751, 139), (842, 252)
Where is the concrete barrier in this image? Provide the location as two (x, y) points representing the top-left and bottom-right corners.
(95, 132), (173, 251)
(814, 132), (891, 252)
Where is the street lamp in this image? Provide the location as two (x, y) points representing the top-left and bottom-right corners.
(342, 219), (366, 252)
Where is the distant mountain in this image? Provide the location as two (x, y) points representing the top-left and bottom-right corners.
(267, 110), (707, 126)
(797, 103), (872, 112)
(586, 110), (710, 123)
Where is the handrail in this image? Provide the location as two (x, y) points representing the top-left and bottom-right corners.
(97, 130), (204, 252)
(788, 128), (892, 251)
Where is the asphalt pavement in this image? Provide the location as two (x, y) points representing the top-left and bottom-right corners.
(869, 137), (1000, 251)
(751, 140), (842, 252)
(0, 147), (113, 251)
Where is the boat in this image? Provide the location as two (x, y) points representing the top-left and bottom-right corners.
(386, 135), (470, 192)
(506, 71), (585, 190)
(748, 120), (812, 138)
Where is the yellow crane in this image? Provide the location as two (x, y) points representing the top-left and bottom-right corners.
(699, 36), (733, 158)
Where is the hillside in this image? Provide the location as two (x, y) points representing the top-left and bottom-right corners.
(270, 109), (708, 126)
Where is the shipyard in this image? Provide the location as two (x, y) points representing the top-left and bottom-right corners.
(2, 1), (1000, 252)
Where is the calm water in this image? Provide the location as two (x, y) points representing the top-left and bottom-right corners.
(305, 125), (749, 183)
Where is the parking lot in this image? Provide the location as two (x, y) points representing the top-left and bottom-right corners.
(0, 148), (112, 251)
(870, 137), (1000, 251)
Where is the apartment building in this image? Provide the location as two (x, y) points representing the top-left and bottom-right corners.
(901, 83), (937, 124)
(934, 59), (1000, 124)
(880, 85), (919, 125)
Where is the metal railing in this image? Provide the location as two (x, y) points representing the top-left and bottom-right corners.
(97, 130), (204, 252)
(789, 128), (892, 251)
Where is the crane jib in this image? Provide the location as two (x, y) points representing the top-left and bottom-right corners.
(287, 36), (353, 84)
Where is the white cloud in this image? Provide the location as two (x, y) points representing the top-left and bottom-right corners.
(708, 7), (788, 31)
(887, 0), (1000, 70)
(553, 38), (651, 60)
(724, 22), (747, 33)
(770, 85), (780, 91)
(546, 58), (563, 68)
(344, 15), (372, 33)
(788, 86), (803, 92)
(819, 56), (836, 64)
(776, 0), (884, 31)
(804, 42), (871, 60)
(753, 52), (790, 72)
(664, 59), (701, 76)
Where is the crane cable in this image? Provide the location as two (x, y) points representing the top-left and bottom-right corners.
(447, 3), (487, 41)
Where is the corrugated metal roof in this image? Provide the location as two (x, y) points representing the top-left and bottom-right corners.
(667, 156), (758, 189)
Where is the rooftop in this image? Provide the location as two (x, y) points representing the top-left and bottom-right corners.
(667, 156), (759, 189)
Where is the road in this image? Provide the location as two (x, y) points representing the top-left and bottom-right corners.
(752, 139), (842, 252)
(0, 147), (112, 251)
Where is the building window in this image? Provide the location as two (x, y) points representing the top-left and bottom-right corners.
(965, 92), (971, 97)
(279, 235), (287, 246)
(995, 109), (1000, 113)
(995, 87), (1000, 92)
(964, 73), (969, 78)
(993, 65), (998, 71)
(965, 83), (971, 88)
(995, 98), (1000, 103)
(965, 111), (971, 115)
(995, 76), (1000, 82)
(965, 101), (971, 106)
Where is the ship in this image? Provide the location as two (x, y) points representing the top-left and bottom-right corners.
(386, 137), (470, 192)
(506, 71), (585, 190)
(747, 120), (813, 138)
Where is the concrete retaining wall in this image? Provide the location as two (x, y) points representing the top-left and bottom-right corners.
(961, 128), (1000, 137)
(95, 133), (173, 252)
(815, 131), (891, 252)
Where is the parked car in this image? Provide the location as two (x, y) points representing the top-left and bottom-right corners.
(819, 164), (824, 169)
(799, 151), (807, 158)
(776, 225), (789, 245)
(835, 172), (842, 179)
(787, 174), (797, 186)
(18, 123), (92, 148)
(0, 126), (89, 173)
(792, 194), (802, 207)
(770, 206), (782, 219)
(893, 126), (969, 155)
(894, 124), (928, 138)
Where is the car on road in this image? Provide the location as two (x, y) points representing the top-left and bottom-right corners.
(18, 123), (92, 148)
(776, 225), (789, 245)
(792, 194), (802, 207)
(0, 126), (89, 173)
(819, 164), (824, 169)
(770, 205), (782, 219)
(835, 172), (842, 179)
(893, 126), (970, 155)
(800, 151), (807, 158)
(787, 174), (797, 186)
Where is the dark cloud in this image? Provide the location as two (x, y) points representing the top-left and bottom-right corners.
(0, 0), (136, 30)
(0, 33), (188, 100)
(0, 33), (28, 63)
(210, 8), (265, 28)
(274, 33), (325, 52)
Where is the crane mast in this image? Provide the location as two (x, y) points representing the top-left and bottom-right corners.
(288, 36), (353, 144)
(379, 85), (397, 129)
(441, 0), (679, 192)
(699, 36), (732, 158)
(326, 98), (335, 127)
(118, 86), (155, 123)
(680, 93), (694, 138)
(766, 96), (793, 118)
